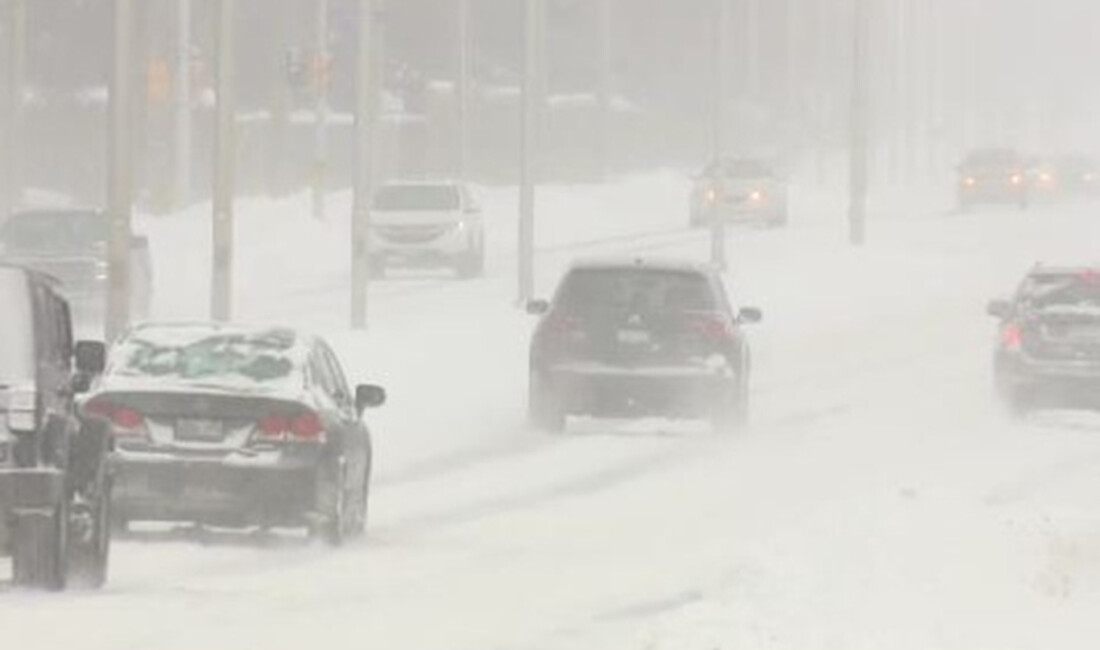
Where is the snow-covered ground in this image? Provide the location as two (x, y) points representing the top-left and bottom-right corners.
(5, 171), (1100, 650)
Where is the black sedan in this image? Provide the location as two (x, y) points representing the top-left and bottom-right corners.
(82, 323), (385, 544)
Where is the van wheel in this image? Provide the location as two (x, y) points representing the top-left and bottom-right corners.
(68, 478), (112, 589)
(12, 501), (68, 591)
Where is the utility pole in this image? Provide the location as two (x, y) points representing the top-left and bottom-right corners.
(457, 0), (471, 181)
(518, 0), (540, 304)
(351, 0), (374, 330)
(211, 0), (235, 321)
(174, 0), (192, 209)
(596, 0), (612, 181)
(312, 0), (330, 220)
(2, 0), (27, 216)
(107, 0), (133, 339)
(848, 0), (869, 246)
(709, 0), (729, 272)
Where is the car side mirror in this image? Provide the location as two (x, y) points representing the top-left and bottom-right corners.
(737, 307), (763, 324)
(355, 384), (386, 413)
(987, 299), (1013, 319)
(526, 299), (550, 316)
(75, 340), (106, 375)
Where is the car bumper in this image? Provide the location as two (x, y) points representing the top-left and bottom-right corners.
(370, 227), (470, 266)
(997, 354), (1100, 403)
(546, 364), (735, 417)
(113, 450), (322, 527)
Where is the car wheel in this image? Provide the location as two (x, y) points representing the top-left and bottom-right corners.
(67, 477), (111, 590)
(529, 373), (566, 433)
(351, 462), (371, 538)
(12, 498), (68, 590)
(312, 461), (350, 547)
(712, 377), (749, 433)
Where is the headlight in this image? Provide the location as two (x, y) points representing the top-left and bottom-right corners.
(749, 190), (764, 202)
(704, 187), (718, 204)
(1039, 172), (1053, 183)
(1084, 173), (1095, 182)
(1010, 174), (1023, 186)
(95, 261), (109, 281)
(964, 177), (977, 187)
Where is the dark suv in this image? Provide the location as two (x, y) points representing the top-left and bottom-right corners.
(0, 265), (110, 589)
(988, 265), (1100, 415)
(0, 208), (154, 329)
(527, 259), (761, 432)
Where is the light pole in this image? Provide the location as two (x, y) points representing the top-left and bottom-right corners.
(107, 0), (133, 339)
(518, 0), (540, 304)
(848, 0), (869, 246)
(174, 0), (192, 209)
(2, 0), (26, 217)
(211, 0), (236, 321)
(457, 0), (471, 181)
(709, 0), (729, 271)
(351, 0), (375, 330)
(312, 0), (330, 221)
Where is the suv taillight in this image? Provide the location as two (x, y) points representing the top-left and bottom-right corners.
(1001, 323), (1024, 351)
(687, 312), (737, 344)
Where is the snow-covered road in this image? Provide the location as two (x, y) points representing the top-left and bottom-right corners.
(5, 174), (1100, 650)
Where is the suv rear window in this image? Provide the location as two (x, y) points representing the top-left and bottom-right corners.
(555, 268), (717, 315)
(373, 185), (460, 211)
(0, 271), (35, 384)
(1025, 274), (1100, 315)
(0, 210), (108, 252)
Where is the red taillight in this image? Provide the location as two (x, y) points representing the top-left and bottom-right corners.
(85, 400), (148, 436)
(256, 415), (290, 441)
(253, 412), (325, 443)
(290, 413), (324, 441)
(688, 313), (737, 343)
(1001, 324), (1023, 350)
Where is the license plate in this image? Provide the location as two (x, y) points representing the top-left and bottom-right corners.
(617, 329), (651, 345)
(175, 419), (226, 442)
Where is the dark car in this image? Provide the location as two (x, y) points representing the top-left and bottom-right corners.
(83, 322), (386, 544)
(0, 265), (110, 590)
(527, 259), (761, 433)
(689, 158), (789, 229)
(957, 148), (1029, 211)
(988, 265), (1100, 415)
(0, 208), (154, 329)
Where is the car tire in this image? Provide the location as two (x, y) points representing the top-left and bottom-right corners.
(67, 477), (111, 590)
(12, 499), (68, 591)
(528, 373), (566, 433)
(350, 463), (370, 538)
(312, 461), (350, 547)
(712, 377), (749, 433)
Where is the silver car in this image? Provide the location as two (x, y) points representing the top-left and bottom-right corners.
(370, 181), (486, 279)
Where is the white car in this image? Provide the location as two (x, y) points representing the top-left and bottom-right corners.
(370, 181), (486, 279)
(689, 158), (789, 229)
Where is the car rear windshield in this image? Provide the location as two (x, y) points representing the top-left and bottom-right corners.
(708, 159), (772, 179)
(1024, 274), (1100, 316)
(0, 271), (35, 385)
(110, 326), (304, 390)
(373, 185), (460, 211)
(0, 210), (108, 252)
(555, 268), (718, 315)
